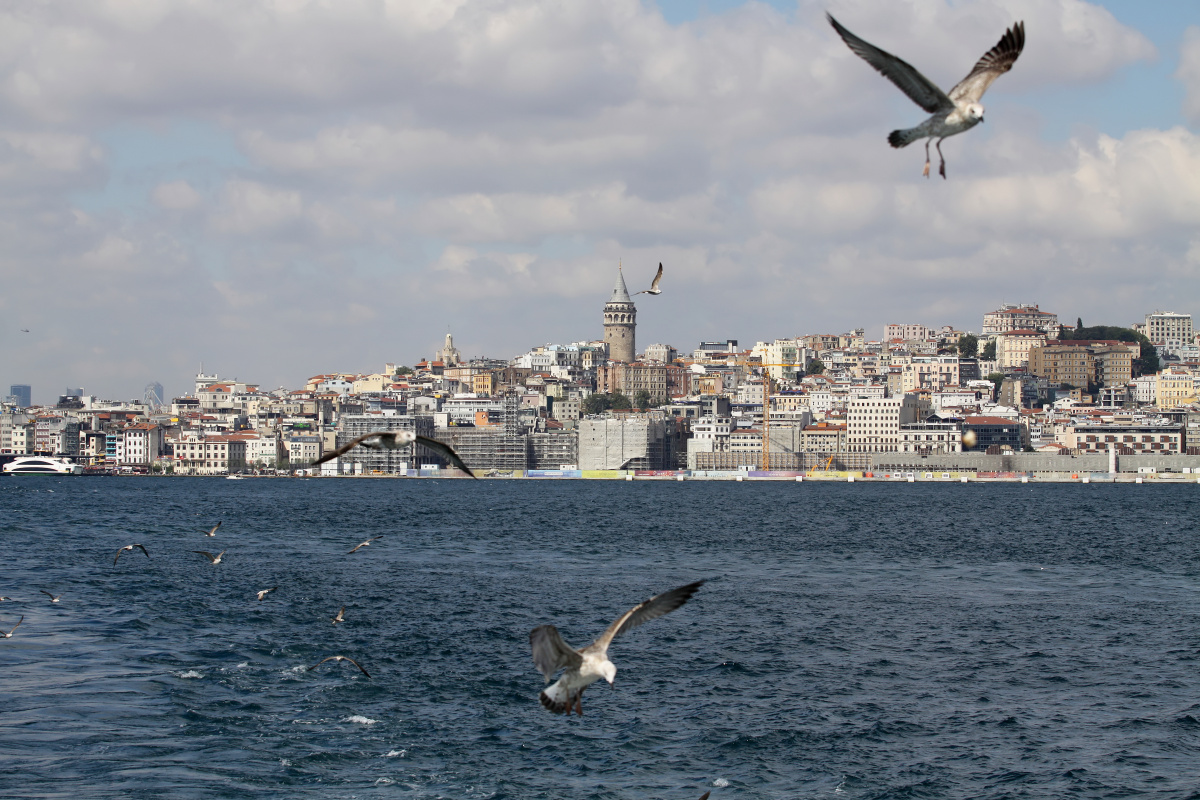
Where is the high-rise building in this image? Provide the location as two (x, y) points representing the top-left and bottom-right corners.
(9, 385), (31, 408)
(1143, 311), (1193, 345)
(602, 267), (636, 363)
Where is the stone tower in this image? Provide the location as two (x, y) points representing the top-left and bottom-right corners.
(603, 266), (636, 362)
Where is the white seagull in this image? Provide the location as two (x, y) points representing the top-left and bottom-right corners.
(530, 580), (703, 716)
(1, 616), (22, 638)
(633, 263), (664, 296)
(40, 590), (62, 603)
(203, 521), (222, 537)
(308, 655), (371, 678)
(193, 550), (226, 565)
(348, 536), (382, 554)
(311, 431), (476, 478)
(255, 586), (278, 601)
(114, 544), (150, 565)
(828, 14), (1025, 178)
(331, 606), (346, 625)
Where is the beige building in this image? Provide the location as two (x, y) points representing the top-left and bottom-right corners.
(898, 356), (960, 392)
(1028, 341), (1134, 388)
(1156, 368), (1196, 408)
(983, 304), (1059, 336)
(846, 394), (928, 454)
(595, 361), (686, 402)
(996, 329), (1047, 369)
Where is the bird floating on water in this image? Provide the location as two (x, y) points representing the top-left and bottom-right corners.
(308, 655), (371, 678)
(633, 263), (664, 296)
(114, 544), (150, 565)
(312, 431), (475, 477)
(530, 580), (704, 715)
(1, 616), (22, 638)
(41, 590), (62, 603)
(255, 586), (278, 601)
(348, 536), (382, 554)
(203, 521), (222, 537)
(827, 14), (1025, 178)
(193, 550), (226, 564)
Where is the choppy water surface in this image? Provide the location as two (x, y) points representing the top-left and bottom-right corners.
(2, 477), (1199, 798)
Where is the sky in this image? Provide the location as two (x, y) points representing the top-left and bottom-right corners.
(0, 0), (1198, 404)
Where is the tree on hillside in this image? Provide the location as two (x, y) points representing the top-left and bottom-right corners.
(981, 340), (997, 360)
(582, 393), (611, 415)
(610, 391), (632, 411)
(806, 358), (825, 375)
(1076, 317), (1083, 331)
(957, 333), (978, 358)
(986, 372), (1005, 399)
(633, 389), (653, 409)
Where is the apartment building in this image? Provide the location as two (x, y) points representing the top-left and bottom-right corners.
(996, 329), (1047, 370)
(1144, 311), (1193, 345)
(1156, 368), (1196, 408)
(983, 304), (1059, 336)
(1028, 341), (1135, 388)
(846, 394), (927, 454)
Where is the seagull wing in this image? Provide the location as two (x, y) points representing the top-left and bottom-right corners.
(586, 580), (704, 656)
(415, 435), (477, 478)
(193, 550), (215, 562)
(40, 590), (56, 599)
(135, 544), (150, 558)
(948, 21), (1025, 104)
(311, 433), (376, 466)
(10, 616), (22, 634)
(650, 262), (663, 292)
(205, 521), (222, 536)
(114, 547), (128, 565)
(530, 624), (583, 681)
(827, 14), (954, 114)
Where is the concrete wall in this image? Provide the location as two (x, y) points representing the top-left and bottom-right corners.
(873, 452), (1200, 473)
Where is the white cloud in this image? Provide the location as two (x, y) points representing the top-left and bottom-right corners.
(152, 179), (201, 210)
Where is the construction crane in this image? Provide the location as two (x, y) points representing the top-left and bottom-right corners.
(737, 357), (803, 471)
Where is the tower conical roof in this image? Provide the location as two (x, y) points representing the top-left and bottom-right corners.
(609, 266), (632, 304)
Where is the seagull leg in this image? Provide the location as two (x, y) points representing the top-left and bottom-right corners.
(922, 140), (931, 178)
(936, 139), (946, 179)
(574, 688), (584, 716)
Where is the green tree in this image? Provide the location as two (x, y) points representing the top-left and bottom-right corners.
(394, 365), (413, 376)
(633, 389), (652, 409)
(582, 393), (612, 415)
(957, 333), (978, 358)
(806, 358), (825, 375)
(986, 372), (1005, 398)
(981, 340), (997, 360)
(1076, 317), (1083, 331)
(610, 391), (633, 411)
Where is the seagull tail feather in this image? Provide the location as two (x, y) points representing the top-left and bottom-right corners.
(539, 684), (571, 714)
(888, 127), (923, 149)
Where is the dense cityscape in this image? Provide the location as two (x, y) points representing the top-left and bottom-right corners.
(4, 267), (1199, 478)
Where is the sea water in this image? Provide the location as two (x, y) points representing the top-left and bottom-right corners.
(1, 477), (1199, 798)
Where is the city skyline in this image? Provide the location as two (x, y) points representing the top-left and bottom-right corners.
(1, 0), (1198, 403)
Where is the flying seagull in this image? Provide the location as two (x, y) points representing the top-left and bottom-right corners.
(114, 544), (150, 565)
(255, 586), (278, 601)
(634, 263), (664, 296)
(308, 655), (371, 678)
(331, 606), (346, 625)
(20, 329), (29, 333)
(203, 521), (222, 537)
(41, 590), (62, 603)
(1, 616), (22, 638)
(311, 431), (476, 478)
(828, 14), (1025, 178)
(348, 536), (382, 554)
(193, 550), (226, 564)
(530, 580), (704, 716)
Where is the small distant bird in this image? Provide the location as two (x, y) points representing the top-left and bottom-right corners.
(20, 329), (29, 333)
(1, 616), (22, 638)
(114, 544), (150, 565)
(311, 431), (476, 478)
(193, 550), (226, 564)
(203, 521), (222, 537)
(530, 580), (703, 716)
(308, 655), (371, 678)
(348, 536), (382, 554)
(255, 586), (278, 601)
(331, 606), (346, 625)
(0, 596), (11, 602)
(41, 590), (62, 603)
(633, 263), (664, 296)
(827, 14), (1025, 178)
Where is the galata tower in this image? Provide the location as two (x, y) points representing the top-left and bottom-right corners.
(603, 266), (636, 362)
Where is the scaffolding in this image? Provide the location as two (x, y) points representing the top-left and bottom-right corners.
(333, 415), (434, 473)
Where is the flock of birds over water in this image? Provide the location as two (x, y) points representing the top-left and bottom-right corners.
(3, 17), (1030, 796)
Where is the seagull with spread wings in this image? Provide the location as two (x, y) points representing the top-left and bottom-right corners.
(634, 263), (664, 296)
(311, 431), (475, 478)
(114, 544), (150, 565)
(530, 580), (703, 716)
(828, 14), (1025, 178)
(308, 655), (371, 678)
(1, 616), (22, 638)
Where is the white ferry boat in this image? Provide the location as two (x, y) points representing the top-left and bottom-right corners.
(2, 456), (84, 476)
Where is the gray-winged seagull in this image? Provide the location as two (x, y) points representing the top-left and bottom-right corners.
(193, 550), (226, 564)
(255, 586), (278, 601)
(348, 536), (382, 554)
(2, 616), (23, 638)
(331, 606), (346, 625)
(530, 580), (703, 715)
(828, 14), (1025, 178)
(114, 544), (150, 565)
(308, 655), (371, 678)
(40, 590), (62, 603)
(203, 521), (222, 537)
(634, 263), (664, 296)
(311, 431), (476, 478)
